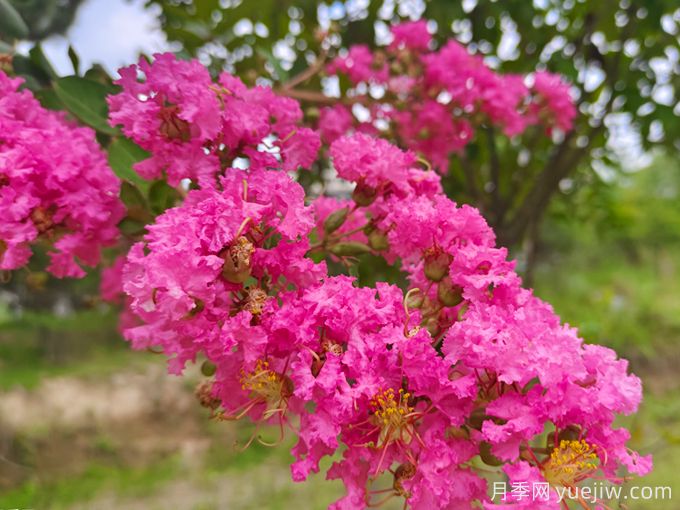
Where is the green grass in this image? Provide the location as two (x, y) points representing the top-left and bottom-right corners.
(533, 247), (680, 357)
(0, 454), (183, 510)
(0, 308), (142, 389)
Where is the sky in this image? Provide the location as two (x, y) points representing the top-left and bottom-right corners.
(18, 0), (169, 77)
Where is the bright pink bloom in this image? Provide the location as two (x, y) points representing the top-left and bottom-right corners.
(390, 20), (432, 52)
(0, 71), (123, 277)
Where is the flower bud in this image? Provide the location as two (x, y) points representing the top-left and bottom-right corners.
(405, 290), (424, 309)
(437, 277), (464, 307)
(201, 360), (217, 377)
(323, 207), (349, 235)
(367, 228), (389, 252)
(479, 441), (503, 466)
(423, 245), (451, 282)
(423, 316), (440, 337)
(467, 407), (488, 430)
(330, 241), (372, 257)
(352, 179), (378, 207)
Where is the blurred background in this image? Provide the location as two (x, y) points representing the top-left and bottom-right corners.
(1, 0), (679, 508)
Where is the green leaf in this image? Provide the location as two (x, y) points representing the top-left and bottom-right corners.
(33, 88), (63, 111)
(68, 45), (80, 75)
(0, 0), (29, 39)
(120, 181), (148, 210)
(148, 180), (179, 216)
(0, 40), (13, 53)
(118, 218), (147, 237)
(53, 76), (119, 135)
(107, 138), (150, 192)
(29, 44), (58, 80)
(12, 54), (51, 86)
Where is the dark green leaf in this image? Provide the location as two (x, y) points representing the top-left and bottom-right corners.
(0, 0), (29, 39)
(118, 218), (147, 237)
(29, 44), (58, 80)
(148, 180), (180, 215)
(33, 88), (63, 111)
(53, 76), (119, 135)
(107, 138), (150, 192)
(120, 181), (148, 211)
(68, 45), (80, 75)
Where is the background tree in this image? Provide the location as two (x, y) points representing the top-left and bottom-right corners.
(0, 0), (84, 42)
(147, 0), (680, 260)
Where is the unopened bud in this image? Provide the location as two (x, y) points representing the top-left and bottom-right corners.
(352, 179), (378, 207)
(201, 360), (217, 377)
(367, 228), (389, 252)
(405, 291), (424, 309)
(329, 241), (371, 257)
(423, 245), (451, 282)
(305, 106), (320, 120)
(437, 277), (464, 307)
(323, 207), (349, 235)
(467, 407), (488, 430)
(479, 441), (503, 466)
(423, 316), (440, 337)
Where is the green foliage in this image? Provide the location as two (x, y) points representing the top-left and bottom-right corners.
(534, 154), (680, 355)
(0, 0), (29, 39)
(145, 0), (680, 248)
(53, 76), (120, 135)
(108, 137), (152, 191)
(5, 0), (85, 41)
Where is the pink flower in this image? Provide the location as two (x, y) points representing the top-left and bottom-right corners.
(327, 45), (389, 84)
(389, 20), (432, 52)
(108, 53), (319, 187)
(318, 105), (354, 143)
(531, 71), (576, 133)
(0, 71), (123, 277)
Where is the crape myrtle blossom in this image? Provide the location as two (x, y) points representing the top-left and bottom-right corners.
(107, 53), (321, 188)
(323, 23), (576, 172)
(0, 71), (123, 277)
(112, 53), (649, 509)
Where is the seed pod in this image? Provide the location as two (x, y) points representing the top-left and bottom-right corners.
(329, 241), (372, 257)
(323, 207), (349, 235)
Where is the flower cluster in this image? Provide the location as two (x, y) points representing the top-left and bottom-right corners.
(107, 53), (321, 188)
(322, 20), (576, 171)
(114, 53), (649, 510)
(0, 71), (123, 277)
